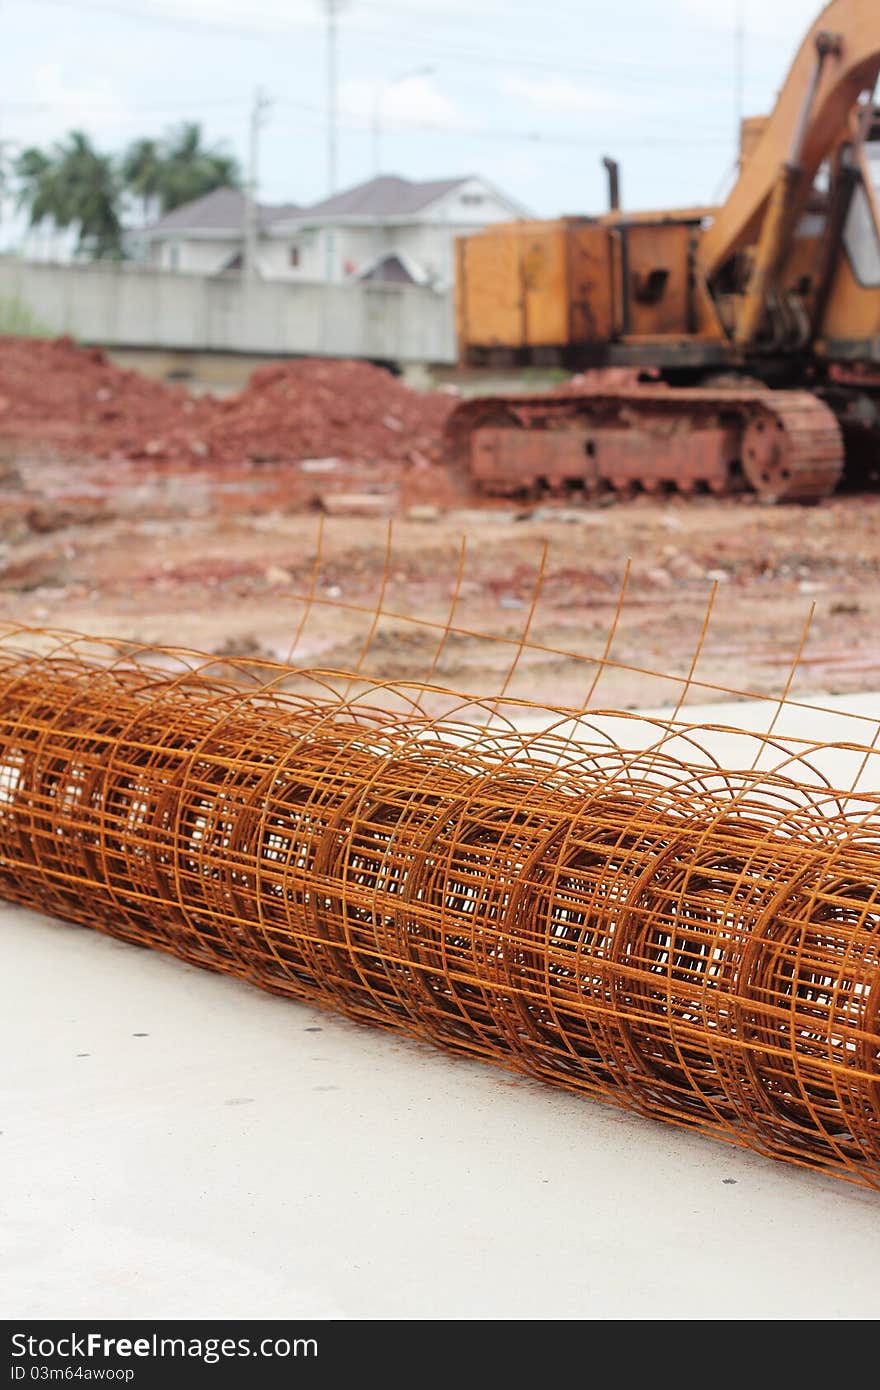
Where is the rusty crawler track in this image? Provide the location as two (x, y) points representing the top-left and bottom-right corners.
(445, 387), (845, 502)
(0, 619), (878, 1189)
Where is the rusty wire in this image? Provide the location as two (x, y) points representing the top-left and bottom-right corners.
(1, 540), (879, 1189)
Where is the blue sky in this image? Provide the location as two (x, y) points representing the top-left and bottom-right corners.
(0, 0), (831, 221)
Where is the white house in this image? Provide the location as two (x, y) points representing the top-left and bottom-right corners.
(269, 174), (530, 288)
(136, 174), (529, 286)
(133, 187), (303, 276)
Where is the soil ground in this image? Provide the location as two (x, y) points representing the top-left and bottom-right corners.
(2, 486), (878, 714)
(2, 336), (877, 715)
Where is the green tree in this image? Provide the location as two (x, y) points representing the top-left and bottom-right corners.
(13, 146), (53, 219)
(13, 123), (242, 256)
(121, 136), (163, 225)
(15, 131), (123, 259)
(0, 140), (15, 197)
(149, 122), (242, 213)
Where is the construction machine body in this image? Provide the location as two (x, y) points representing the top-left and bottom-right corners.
(449, 0), (880, 502)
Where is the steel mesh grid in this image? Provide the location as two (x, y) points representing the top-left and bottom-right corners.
(1, 525), (879, 1189)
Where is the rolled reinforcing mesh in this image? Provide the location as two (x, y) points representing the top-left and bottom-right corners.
(0, 630), (878, 1188)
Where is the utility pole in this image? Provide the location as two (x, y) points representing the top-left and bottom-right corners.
(243, 86), (272, 281)
(0, 0), (5, 244)
(324, 0), (347, 195)
(735, 0), (746, 161)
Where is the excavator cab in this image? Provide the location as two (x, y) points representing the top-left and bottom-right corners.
(828, 111), (880, 351)
(736, 104), (880, 362)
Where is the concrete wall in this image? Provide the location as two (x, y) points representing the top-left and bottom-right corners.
(0, 258), (457, 364)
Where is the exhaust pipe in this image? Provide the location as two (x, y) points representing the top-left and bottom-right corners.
(602, 156), (621, 212)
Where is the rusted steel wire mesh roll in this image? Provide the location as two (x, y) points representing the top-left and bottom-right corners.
(1, 636), (879, 1188)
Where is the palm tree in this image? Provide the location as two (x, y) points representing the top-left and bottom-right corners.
(151, 122), (242, 213)
(15, 131), (123, 259)
(121, 137), (163, 226)
(0, 140), (15, 198)
(14, 147), (53, 220)
(14, 123), (242, 256)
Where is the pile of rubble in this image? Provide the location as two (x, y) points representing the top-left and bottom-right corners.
(0, 335), (455, 468)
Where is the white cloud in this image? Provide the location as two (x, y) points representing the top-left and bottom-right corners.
(498, 74), (621, 115)
(341, 74), (465, 129)
(383, 75), (462, 126)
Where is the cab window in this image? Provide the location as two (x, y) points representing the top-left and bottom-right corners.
(843, 144), (880, 287)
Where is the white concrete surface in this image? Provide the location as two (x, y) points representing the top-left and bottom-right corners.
(512, 691), (880, 802)
(2, 902), (879, 1321)
(2, 697), (880, 1321)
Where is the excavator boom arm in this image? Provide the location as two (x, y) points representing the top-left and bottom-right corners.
(699, 0), (880, 279)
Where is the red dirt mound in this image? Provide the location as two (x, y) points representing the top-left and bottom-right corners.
(0, 335), (213, 460)
(209, 358), (454, 467)
(0, 336), (455, 468)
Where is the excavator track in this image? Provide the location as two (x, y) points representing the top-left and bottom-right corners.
(444, 386), (845, 504)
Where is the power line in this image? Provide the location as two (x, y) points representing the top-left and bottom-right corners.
(12, 0), (793, 96)
(365, 0), (752, 44)
(329, 21), (785, 96)
(0, 90), (734, 148)
(277, 95), (732, 149)
(2, 97), (248, 113)
(735, 0), (747, 144)
(10, 0), (292, 39)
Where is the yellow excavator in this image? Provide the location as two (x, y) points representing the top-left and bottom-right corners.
(448, 0), (880, 502)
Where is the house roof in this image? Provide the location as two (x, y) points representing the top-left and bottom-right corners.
(140, 174), (530, 242)
(285, 175), (475, 221)
(140, 187), (302, 239)
(355, 250), (430, 286)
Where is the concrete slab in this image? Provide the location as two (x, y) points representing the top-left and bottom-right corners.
(4, 904), (880, 1321)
